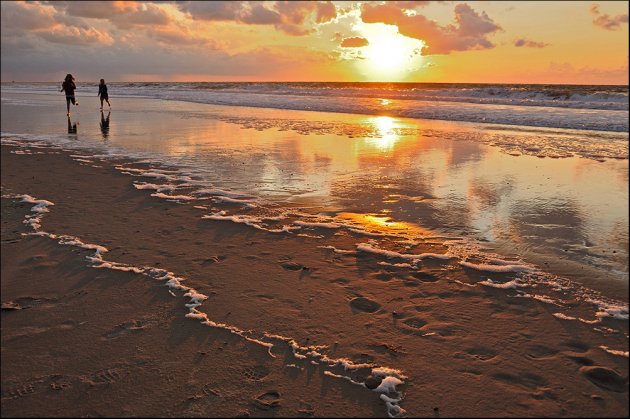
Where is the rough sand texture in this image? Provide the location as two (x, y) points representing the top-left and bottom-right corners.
(1, 144), (628, 417)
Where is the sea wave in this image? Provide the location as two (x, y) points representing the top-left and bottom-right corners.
(2, 82), (628, 132)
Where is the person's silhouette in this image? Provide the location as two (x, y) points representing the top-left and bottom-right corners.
(67, 115), (77, 134)
(100, 110), (110, 140)
(60, 74), (79, 115)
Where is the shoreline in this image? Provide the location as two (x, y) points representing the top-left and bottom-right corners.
(2, 142), (628, 417)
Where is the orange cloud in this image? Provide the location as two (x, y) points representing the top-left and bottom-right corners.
(590, 4), (628, 31)
(341, 36), (369, 48)
(40, 25), (114, 46)
(0, 2), (113, 46)
(361, 2), (502, 55)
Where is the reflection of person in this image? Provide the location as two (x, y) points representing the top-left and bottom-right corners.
(100, 110), (110, 139)
(60, 74), (79, 115)
(98, 78), (111, 110)
(67, 115), (77, 134)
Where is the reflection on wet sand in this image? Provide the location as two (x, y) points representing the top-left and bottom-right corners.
(67, 116), (77, 135)
(1, 93), (627, 295)
(100, 111), (110, 140)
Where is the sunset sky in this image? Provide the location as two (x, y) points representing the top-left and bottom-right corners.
(1, 1), (628, 84)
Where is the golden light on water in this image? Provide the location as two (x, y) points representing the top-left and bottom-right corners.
(338, 212), (430, 237)
(366, 116), (399, 150)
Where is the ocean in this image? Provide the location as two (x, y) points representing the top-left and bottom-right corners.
(3, 81), (629, 131)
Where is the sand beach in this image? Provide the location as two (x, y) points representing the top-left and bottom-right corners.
(1, 88), (628, 417)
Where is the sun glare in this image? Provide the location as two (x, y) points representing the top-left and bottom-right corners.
(367, 37), (410, 72)
(351, 24), (425, 80)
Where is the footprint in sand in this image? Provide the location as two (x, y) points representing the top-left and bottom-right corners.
(525, 344), (559, 360)
(252, 390), (281, 410)
(280, 261), (306, 271)
(491, 371), (548, 390)
(580, 366), (628, 393)
(202, 384), (222, 398)
(1, 296), (54, 311)
(369, 271), (393, 282)
(297, 401), (315, 417)
(81, 367), (125, 386)
(199, 255), (226, 265)
(560, 340), (590, 353)
(410, 271), (439, 282)
(565, 354), (595, 366)
(1, 375), (72, 400)
(243, 365), (271, 381)
(401, 317), (428, 330)
(349, 297), (381, 313)
(454, 346), (499, 361)
(396, 316), (460, 338)
(102, 318), (157, 340)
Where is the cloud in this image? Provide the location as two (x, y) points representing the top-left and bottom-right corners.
(179, 1), (336, 36)
(340, 36), (369, 48)
(514, 38), (550, 48)
(590, 4), (628, 31)
(39, 26), (114, 46)
(49, 1), (172, 29)
(1, 2), (113, 46)
(0, 1), (56, 34)
(360, 2), (502, 55)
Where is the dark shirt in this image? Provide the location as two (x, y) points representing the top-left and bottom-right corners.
(62, 80), (76, 96)
(98, 84), (108, 97)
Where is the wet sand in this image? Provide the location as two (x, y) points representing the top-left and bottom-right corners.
(2, 142), (628, 417)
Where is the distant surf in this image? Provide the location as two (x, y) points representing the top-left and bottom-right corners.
(3, 82), (628, 132)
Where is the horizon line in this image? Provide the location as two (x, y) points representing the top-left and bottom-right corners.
(2, 80), (629, 87)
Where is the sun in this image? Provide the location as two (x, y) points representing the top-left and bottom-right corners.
(366, 36), (412, 72)
(351, 24), (425, 80)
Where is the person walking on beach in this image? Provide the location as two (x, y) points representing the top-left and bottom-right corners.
(98, 78), (111, 110)
(60, 74), (79, 115)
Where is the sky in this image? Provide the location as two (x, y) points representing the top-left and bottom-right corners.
(1, 1), (628, 84)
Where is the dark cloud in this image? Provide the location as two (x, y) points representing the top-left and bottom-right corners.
(50, 1), (172, 29)
(340, 37), (369, 48)
(179, 1), (336, 36)
(514, 38), (549, 48)
(590, 4), (628, 31)
(361, 2), (502, 55)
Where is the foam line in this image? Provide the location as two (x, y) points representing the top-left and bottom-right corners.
(9, 192), (407, 418)
(478, 278), (527, 289)
(133, 182), (179, 192)
(599, 346), (629, 357)
(460, 261), (532, 273)
(263, 333), (406, 416)
(357, 242), (451, 263)
(202, 211), (298, 233)
(150, 192), (197, 200)
(318, 245), (356, 255)
(294, 220), (342, 229)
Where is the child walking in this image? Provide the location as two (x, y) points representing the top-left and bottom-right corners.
(60, 74), (79, 115)
(98, 79), (111, 110)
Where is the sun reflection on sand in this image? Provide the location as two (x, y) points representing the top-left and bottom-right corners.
(338, 212), (430, 237)
(366, 116), (399, 150)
